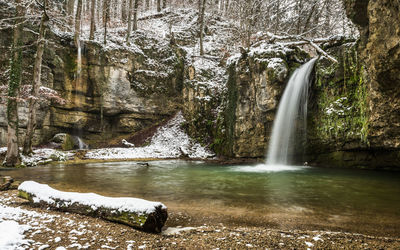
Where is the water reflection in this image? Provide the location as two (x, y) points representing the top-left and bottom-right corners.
(1, 161), (400, 225)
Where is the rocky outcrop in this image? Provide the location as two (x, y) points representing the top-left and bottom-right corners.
(344, 0), (400, 149)
(305, 1), (400, 169)
(307, 42), (371, 167)
(0, 24), (184, 147)
(222, 45), (308, 158)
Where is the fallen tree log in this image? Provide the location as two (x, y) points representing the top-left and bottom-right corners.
(18, 181), (167, 233)
(138, 11), (172, 21)
(250, 32), (353, 64)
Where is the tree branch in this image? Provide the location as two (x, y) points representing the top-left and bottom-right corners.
(252, 32), (352, 63)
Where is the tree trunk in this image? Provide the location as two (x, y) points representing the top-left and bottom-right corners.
(67, 0), (75, 27)
(121, 0), (127, 21)
(274, 2), (280, 33)
(89, 0), (96, 40)
(199, 0), (206, 56)
(96, 0), (101, 26)
(103, 0), (109, 44)
(224, 0), (229, 16)
(296, 0), (304, 35)
(162, 0), (166, 9)
(4, 0), (25, 167)
(157, 0), (161, 12)
(126, 0), (133, 44)
(198, 0), (201, 13)
(133, 0), (139, 31)
(22, 0), (49, 156)
(145, 0), (150, 11)
(74, 0), (83, 47)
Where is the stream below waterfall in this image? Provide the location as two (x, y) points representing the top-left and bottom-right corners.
(2, 160), (400, 236)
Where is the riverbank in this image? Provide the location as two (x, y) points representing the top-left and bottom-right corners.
(1, 190), (399, 249)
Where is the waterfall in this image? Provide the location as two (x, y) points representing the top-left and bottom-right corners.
(76, 136), (88, 150)
(77, 40), (82, 81)
(266, 58), (317, 165)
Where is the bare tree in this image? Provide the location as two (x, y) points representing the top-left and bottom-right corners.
(67, 0), (76, 27)
(4, 0), (25, 166)
(74, 0), (83, 47)
(89, 0), (96, 40)
(103, 0), (110, 44)
(126, 0), (134, 44)
(157, 0), (161, 12)
(23, 0), (49, 155)
(199, 0), (206, 55)
(133, 0), (140, 31)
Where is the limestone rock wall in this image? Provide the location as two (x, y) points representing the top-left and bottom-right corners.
(307, 43), (371, 167)
(0, 29), (184, 147)
(222, 46), (308, 158)
(305, 0), (400, 169)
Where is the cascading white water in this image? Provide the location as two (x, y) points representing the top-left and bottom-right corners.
(266, 58), (317, 165)
(77, 40), (82, 81)
(76, 136), (88, 150)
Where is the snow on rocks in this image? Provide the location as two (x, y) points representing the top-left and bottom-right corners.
(1, 147), (73, 167)
(86, 112), (214, 160)
(121, 139), (135, 147)
(20, 149), (73, 167)
(18, 181), (168, 232)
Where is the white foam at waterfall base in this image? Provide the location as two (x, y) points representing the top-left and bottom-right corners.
(234, 164), (307, 173)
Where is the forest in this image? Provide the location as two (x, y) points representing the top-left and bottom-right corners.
(0, 0), (400, 249)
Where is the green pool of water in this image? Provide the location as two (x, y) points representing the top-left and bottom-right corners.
(2, 161), (400, 234)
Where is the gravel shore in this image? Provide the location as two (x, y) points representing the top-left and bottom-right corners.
(1, 190), (399, 249)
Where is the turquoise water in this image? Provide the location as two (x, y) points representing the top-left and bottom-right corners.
(2, 161), (400, 234)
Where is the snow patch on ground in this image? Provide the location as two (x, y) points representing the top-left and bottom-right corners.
(0, 192), (58, 249)
(162, 227), (197, 235)
(305, 241), (314, 247)
(86, 112), (214, 160)
(20, 149), (73, 167)
(0, 147), (73, 167)
(18, 181), (166, 214)
(0, 220), (31, 250)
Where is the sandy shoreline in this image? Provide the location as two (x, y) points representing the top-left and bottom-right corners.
(1, 190), (399, 249)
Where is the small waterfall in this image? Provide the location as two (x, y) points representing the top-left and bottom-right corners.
(266, 58), (317, 165)
(76, 136), (88, 150)
(76, 40), (82, 82)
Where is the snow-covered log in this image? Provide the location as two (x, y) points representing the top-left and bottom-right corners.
(251, 33), (353, 64)
(18, 181), (168, 233)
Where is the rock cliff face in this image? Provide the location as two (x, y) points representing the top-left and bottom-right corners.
(307, 43), (371, 167)
(305, 1), (400, 169)
(223, 1), (400, 169)
(0, 27), (184, 146)
(319, 0), (400, 168)
(351, 0), (400, 150)
(222, 45), (308, 158)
